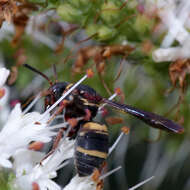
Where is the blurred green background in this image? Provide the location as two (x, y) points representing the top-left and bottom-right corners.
(0, 0), (189, 189)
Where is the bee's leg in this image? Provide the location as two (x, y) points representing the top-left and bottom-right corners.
(40, 128), (65, 164)
(40, 118), (79, 164)
(47, 100), (69, 124)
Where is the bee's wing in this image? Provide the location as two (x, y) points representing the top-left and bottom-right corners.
(103, 99), (184, 134)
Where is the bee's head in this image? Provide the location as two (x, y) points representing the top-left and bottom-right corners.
(44, 82), (69, 109)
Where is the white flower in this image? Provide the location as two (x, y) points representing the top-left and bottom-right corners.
(152, 0), (190, 62)
(13, 149), (45, 177)
(0, 67), (10, 88)
(14, 137), (74, 190)
(152, 47), (182, 62)
(64, 175), (96, 190)
(16, 171), (61, 190)
(0, 103), (56, 168)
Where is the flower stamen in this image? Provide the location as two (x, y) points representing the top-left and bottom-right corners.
(128, 176), (155, 190)
(23, 93), (41, 114)
(109, 132), (124, 155)
(99, 165), (122, 180)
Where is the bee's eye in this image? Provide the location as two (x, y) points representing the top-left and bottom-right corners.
(53, 89), (62, 100)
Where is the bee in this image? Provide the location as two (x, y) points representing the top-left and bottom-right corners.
(24, 64), (184, 177)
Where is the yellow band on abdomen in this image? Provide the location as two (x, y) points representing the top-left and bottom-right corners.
(83, 122), (108, 132)
(76, 146), (108, 159)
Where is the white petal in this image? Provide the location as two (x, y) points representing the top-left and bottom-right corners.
(13, 149), (45, 177)
(0, 103), (54, 167)
(0, 68), (10, 87)
(0, 157), (12, 168)
(0, 103), (22, 138)
(0, 87), (10, 126)
(64, 175), (96, 190)
(38, 179), (61, 190)
(22, 111), (50, 126)
(41, 138), (74, 174)
(15, 175), (33, 190)
(152, 47), (182, 62)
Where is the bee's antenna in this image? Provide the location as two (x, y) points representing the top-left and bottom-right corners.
(23, 64), (53, 86)
(52, 64), (58, 83)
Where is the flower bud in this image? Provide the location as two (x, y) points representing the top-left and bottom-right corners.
(57, 3), (82, 23)
(101, 2), (120, 24)
(70, 0), (89, 7)
(86, 24), (117, 41)
(134, 14), (154, 36)
(97, 25), (117, 41)
(85, 24), (99, 37)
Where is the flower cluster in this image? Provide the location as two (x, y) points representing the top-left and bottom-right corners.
(0, 103), (55, 168)
(57, 0), (133, 42)
(152, 0), (190, 62)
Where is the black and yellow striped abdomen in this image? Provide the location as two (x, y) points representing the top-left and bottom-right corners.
(74, 122), (109, 177)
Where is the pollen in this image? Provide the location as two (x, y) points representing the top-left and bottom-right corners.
(28, 141), (44, 151)
(0, 88), (5, 99)
(91, 168), (101, 183)
(114, 87), (121, 95)
(34, 121), (41, 125)
(32, 182), (40, 190)
(121, 126), (130, 134)
(86, 68), (94, 78)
